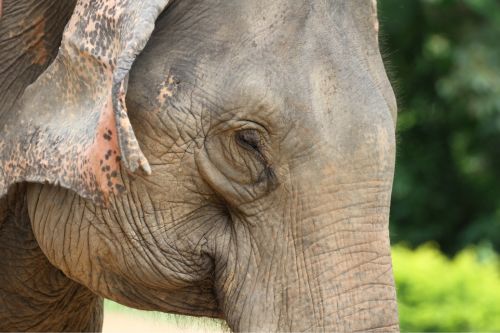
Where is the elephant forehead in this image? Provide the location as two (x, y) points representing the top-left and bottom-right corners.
(191, 0), (380, 64)
(128, 0), (387, 135)
(135, 0), (380, 70)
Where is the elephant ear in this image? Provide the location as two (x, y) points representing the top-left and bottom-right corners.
(0, 0), (171, 205)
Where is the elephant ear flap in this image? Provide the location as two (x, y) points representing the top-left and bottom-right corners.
(0, 0), (171, 204)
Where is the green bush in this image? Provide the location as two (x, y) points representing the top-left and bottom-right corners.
(392, 243), (500, 332)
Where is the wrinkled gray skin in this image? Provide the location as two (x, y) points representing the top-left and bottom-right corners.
(1, 0), (399, 331)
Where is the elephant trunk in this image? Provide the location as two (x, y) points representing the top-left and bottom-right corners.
(278, 201), (399, 332)
(214, 176), (399, 332)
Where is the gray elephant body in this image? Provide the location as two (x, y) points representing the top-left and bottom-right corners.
(0, 0), (399, 331)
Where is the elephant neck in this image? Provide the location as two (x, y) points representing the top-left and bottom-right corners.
(0, 184), (103, 332)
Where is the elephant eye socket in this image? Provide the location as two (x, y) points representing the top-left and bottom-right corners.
(235, 129), (262, 153)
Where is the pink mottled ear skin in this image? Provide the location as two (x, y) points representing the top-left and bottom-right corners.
(0, 0), (170, 205)
(91, 94), (124, 200)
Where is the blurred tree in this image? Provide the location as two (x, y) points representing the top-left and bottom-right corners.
(379, 0), (500, 254)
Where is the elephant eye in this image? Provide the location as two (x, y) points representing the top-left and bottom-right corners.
(234, 129), (262, 153)
(233, 128), (276, 186)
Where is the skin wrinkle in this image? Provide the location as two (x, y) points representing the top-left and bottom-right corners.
(340, 298), (398, 317)
(125, 192), (156, 274)
(283, 183), (300, 328)
(119, 206), (178, 282)
(298, 218), (323, 331)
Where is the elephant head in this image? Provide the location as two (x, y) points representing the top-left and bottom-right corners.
(0, 0), (399, 331)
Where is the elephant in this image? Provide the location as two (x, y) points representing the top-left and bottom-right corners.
(0, 0), (399, 331)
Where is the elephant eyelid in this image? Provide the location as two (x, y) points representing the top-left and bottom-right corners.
(234, 129), (277, 190)
(235, 129), (261, 152)
(234, 128), (271, 166)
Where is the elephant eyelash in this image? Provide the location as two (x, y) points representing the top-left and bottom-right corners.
(234, 129), (262, 153)
(234, 129), (271, 163)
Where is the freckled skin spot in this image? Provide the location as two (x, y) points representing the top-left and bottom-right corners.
(115, 183), (125, 193)
(156, 74), (179, 106)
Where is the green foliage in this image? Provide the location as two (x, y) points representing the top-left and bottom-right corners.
(379, 0), (500, 254)
(393, 243), (500, 331)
